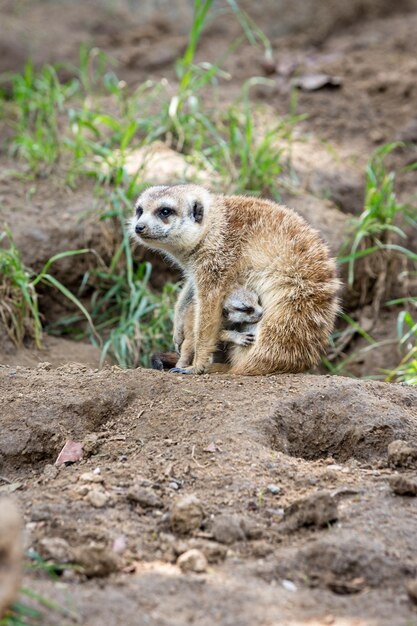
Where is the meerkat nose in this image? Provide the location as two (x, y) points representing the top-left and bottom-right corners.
(135, 223), (146, 234)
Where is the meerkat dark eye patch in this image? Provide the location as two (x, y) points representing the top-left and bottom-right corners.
(192, 200), (204, 223)
(136, 206), (143, 217)
(235, 305), (255, 314)
(159, 207), (175, 218)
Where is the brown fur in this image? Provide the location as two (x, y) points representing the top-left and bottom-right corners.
(131, 185), (340, 375)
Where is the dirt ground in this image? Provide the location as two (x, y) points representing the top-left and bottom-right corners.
(1, 1), (417, 625)
(1, 365), (417, 625)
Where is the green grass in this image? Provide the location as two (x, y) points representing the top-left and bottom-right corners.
(46, 186), (178, 368)
(2, 0), (293, 197)
(0, 227), (95, 348)
(9, 62), (80, 176)
(386, 300), (417, 384)
(339, 142), (417, 296)
(327, 144), (417, 382)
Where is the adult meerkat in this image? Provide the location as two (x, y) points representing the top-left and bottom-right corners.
(131, 184), (340, 375)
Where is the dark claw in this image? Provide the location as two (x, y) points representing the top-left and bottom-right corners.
(169, 367), (192, 374)
(243, 333), (255, 345)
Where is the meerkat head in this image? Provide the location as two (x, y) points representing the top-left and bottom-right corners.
(223, 287), (263, 324)
(130, 184), (213, 256)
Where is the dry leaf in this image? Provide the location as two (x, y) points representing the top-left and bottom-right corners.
(55, 440), (83, 466)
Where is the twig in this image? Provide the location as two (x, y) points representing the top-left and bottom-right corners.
(191, 445), (205, 468)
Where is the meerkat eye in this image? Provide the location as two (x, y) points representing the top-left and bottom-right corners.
(159, 207), (174, 218)
(235, 305), (254, 314)
(136, 206), (143, 217)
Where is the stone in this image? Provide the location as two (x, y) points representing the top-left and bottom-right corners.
(211, 514), (246, 545)
(127, 486), (163, 509)
(38, 537), (73, 562)
(72, 544), (118, 578)
(177, 548), (208, 573)
(82, 434), (101, 457)
(388, 440), (417, 469)
(389, 475), (417, 496)
(283, 491), (338, 530)
(251, 540), (274, 558)
(87, 490), (109, 508)
(42, 464), (59, 480)
(266, 484), (281, 495)
(80, 471), (104, 483)
(170, 495), (204, 535)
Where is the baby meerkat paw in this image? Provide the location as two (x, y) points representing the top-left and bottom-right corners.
(238, 332), (255, 346)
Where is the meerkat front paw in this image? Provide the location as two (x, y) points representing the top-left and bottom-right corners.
(237, 332), (256, 346)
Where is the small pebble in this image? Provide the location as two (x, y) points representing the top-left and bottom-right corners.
(80, 472), (103, 483)
(38, 537), (72, 562)
(112, 535), (127, 553)
(177, 548), (207, 573)
(389, 475), (417, 496)
(283, 491), (338, 530)
(127, 486), (163, 509)
(388, 440), (417, 469)
(169, 482), (179, 491)
(266, 484), (281, 495)
(170, 495), (204, 535)
(211, 514), (246, 544)
(87, 490), (108, 508)
(43, 464), (59, 480)
(282, 579), (297, 592)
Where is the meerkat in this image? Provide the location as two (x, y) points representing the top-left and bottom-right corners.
(130, 184), (340, 375)
(151, 286), (262, 371)
(176, 285), (262, 369)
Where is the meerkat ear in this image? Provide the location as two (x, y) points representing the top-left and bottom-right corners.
(192, 199), (204, 223)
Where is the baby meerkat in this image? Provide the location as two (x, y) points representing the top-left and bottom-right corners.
(173, 285), (263, 370)
(130, 184), (340, 375)
(151, 286), (262, 371)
